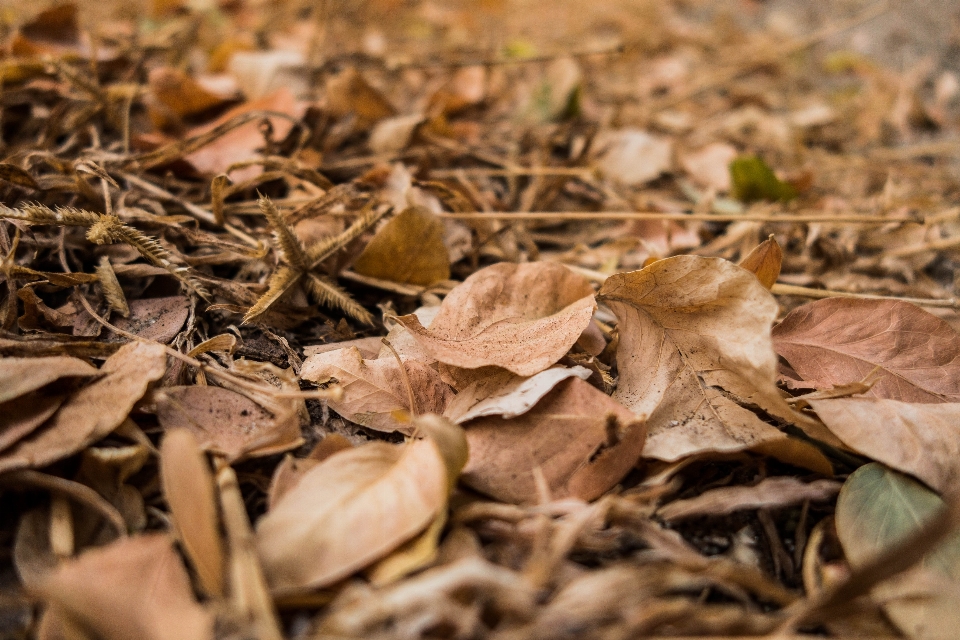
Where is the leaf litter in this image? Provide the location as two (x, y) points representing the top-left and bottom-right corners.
(3, 1), (960, 638)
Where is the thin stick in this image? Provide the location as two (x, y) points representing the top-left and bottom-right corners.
(771, 283), (960, 309)
(430, 167), (594, 178)
(381, 338), (417, 416)
(435, 211), (916, 225)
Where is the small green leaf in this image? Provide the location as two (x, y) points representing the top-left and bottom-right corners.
(836, 463), (960, 579)
(729, 156), (797, 203)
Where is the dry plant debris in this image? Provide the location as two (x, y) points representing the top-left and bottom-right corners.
(5, 1), (960, 639)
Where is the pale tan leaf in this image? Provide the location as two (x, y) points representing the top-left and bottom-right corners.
(303, 336), (383, 359)
(444, 365), (591, 424)
(773, 298), (960, 403)
(739, 236), (782, 289)
(159, 429), (224, 597)
(367, 511), (446, 587)
(680, 142), (737, 192)
(396, 262), (596, 377)
(267, 435), (354, 510)
(155, 385), (302, 461)
(810, 397), (960, 494)
(657, 477), (841, 521)
(0, 342), (166, 473)
(300, 346), (453, 434)
(0, 356), (97, 404)
(352, 207), (450, 286)
(598, 256), (818, 464)
(255, 415), (466, 594)
(34, 533), (212, 640)
(461, 378), (646, 504)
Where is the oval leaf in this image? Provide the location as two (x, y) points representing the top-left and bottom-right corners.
(254, 415), (467, 594)
(352, 207), (451, 286)
(396, 262), (596, 377)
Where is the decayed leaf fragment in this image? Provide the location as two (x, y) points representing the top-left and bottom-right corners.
(773, 298), (960, 403)
(461, 377), (646, 504)
(300, 346), (453, 434)
(809, 397), (960, 494)
(657, 476), (841, 521)
(598, 256), (821, 465)
(396, 261), (596, 377)
(255, 414), (467, 594)
(0, 341), (166, 473)
(352, 207), (451, 286)
(34, 533), (212, 640)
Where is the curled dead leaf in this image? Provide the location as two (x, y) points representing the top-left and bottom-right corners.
(396, 262), (596, 377)
(739, 236), (782, 290)
(352, 207), (451, 286)
(255, 414), (467, 594)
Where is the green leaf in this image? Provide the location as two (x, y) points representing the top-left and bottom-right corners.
(729, 156), (797, 203)
(836, 462), (960, 579)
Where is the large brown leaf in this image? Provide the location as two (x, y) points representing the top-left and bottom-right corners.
(34, 533), (212, 640)
(300, 346), (453, 434)
(597, 256), (820, 465)
(395, 262), (596, 377)
(255, 414), (467, 594)
(461, 377), (646, 504)
(0, 356), (97, 404)
(772, 298), (960, 402)
(810, 397), (960, 493)
(0, 341), (167, 473)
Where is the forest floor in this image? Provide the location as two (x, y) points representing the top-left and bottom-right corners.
(3, 1), (960, 639)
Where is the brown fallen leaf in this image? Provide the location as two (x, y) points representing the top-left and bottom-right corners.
(186, 88), (302, 180)
(809, 397), (960, 494)
(598, 256), (824, 467)
(33, 533), (212, 640)
(325, 67), (397, 128)
(352, 207), (451, 286)
(0, 394), (65, 454)
(396, 262), (596, 377)
(0, 356), (97, 404)
(461, 377), (646, 504)
(267, 435), (353, 510)
(255, 414), (467, 594)
(773, 298), (960, 403)
(443, 365), (591, 424)
(681, 142), (738, 192)
(303, 336), (384, 359)
(300, 346), (453, 435)
(657, 476), (841, 521)
(739, 236), (782, 290)
(155, 385), (302, 461)
(110, 296), (189, 344)
(148, 66), (233, 123)
(159, 429), (224, 597)
(0, 341), (167, 473)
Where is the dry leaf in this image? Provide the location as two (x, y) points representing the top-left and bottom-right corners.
(267, 435), (353, 509)
(155, 385), (302, 461)
(461, 377), (646, 504)
(186, 88), (301, 180)
(148, 67), (232, 120)
(0, 394), (65, 454)
(325, 67), (396, 127)
(739, 236), (782, 289)
(657, 477), (841, 521)
(0, 356), (97, 404)
(443, 365), (591, 424)
(809, 397), (960, 494)
(367, 512), (446, 587)
(300, 346), (453, 434)
(159, 429), (224, 597)
(598, 256), (820, 465)
(369, 115), (424, 154)
(255, 414), (467, 594)
(396, 262), (596, 377)
(110, 296), (189, 343)
(303, 337), (384, 359)
(352, 207), (451, 286)
(593, 129), (672, 186)
(34, 533), (212, 640)
(0, 341), (166, 473)
(681, 142), (738, 192)
(773, 298), (960, 403)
